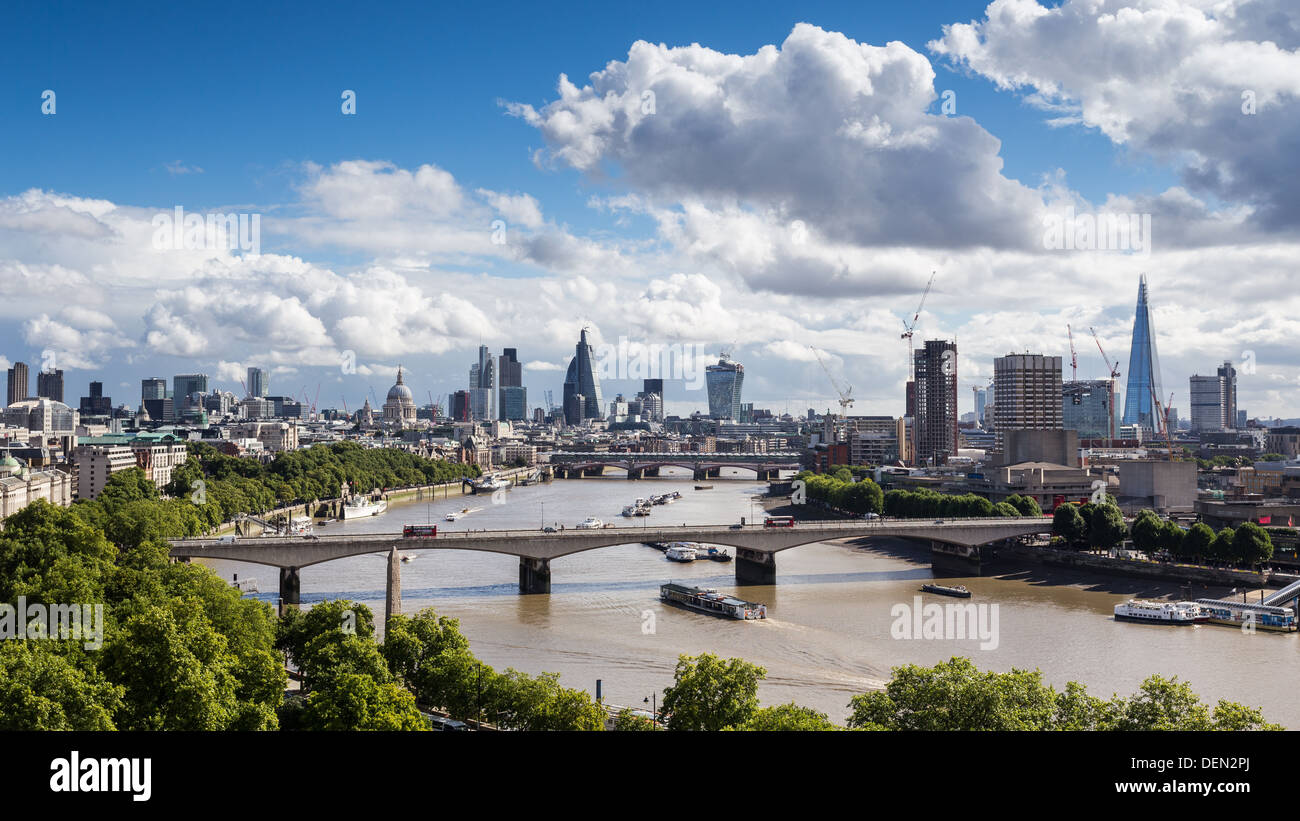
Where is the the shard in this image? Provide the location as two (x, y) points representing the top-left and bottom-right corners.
(1121, 275), (1164, 432)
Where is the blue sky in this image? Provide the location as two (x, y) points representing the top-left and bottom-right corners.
(1, 0), (1296, 419)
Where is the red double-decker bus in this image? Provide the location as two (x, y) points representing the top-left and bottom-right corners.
(403, 525), (438, 538)
(764, 516), (795, 528)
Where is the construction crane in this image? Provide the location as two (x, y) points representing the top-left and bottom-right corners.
(1067, 324), (1078, 382)
(900, 270), (937, 357)
(311, 383), (321, 421)
(1149, 387), (1175, 460)
(810, 346), (853, 416)
(1089, 326), (1121, 441)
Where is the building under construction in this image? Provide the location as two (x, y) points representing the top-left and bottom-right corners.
(912, 340), (958, 466)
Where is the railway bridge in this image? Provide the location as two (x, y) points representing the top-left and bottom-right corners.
(170, 517), (1051, 618)
(546, 451), (802, 480)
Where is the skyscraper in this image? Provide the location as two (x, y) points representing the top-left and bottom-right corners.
(6, 362), (29, 406)
(247, 367), (268, 398)
(1190, 371), (1231, 432)
(469, 345), (496, 421)
(562, 328), (603, 425)
(1063, 379), (1114, 439)
(36, 369), (64, 402)
(705, 355), (744, 420)
(174, 373), (210, 421)
(141, 377), (167, 401)
(497, 348), (527, 421)
(1218, 360), (1237, 429)
(80, 381), (112, 416)
(1121, 275), (1165, 432)
(992, 354), (1063, 452)
(912, 340), (958, 466)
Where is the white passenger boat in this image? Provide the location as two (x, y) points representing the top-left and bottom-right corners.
(341, 496), (388, 519)
(1113, 599), (1203, 625)
(665, 543), (698, 562)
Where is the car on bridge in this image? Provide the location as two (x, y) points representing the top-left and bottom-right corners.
(542, 525), (558, 533)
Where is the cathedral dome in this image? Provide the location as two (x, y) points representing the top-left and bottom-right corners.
(386, 367), (414, 404)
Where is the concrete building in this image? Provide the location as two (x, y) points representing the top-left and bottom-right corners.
(141, 377), (167, 401)
(963, 461), (1098, 510)
(1265, 427), (1300, 459)
(233, 421), (299, 453)
(912, 340), (958, 466)
(992, 353), (1063, 453)
(73, 444), (137, 500)
(3, 398), (79, 437)
(36, 369), (64, 403)
(79, 381), (112, 417)
(1116, 460), (1197, 513)
(999, 428), (1079, 468)
(845, 416), (905, 466)
(6, 362), (28, 406)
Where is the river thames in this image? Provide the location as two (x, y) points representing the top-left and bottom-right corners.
(204, 472), (1299, 725)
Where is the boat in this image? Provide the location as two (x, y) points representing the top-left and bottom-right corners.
(401, 554), (417, 563)
(704, 546), (732, 563)
(660, 583), (767, 620)
(665, 543), (698, 562)
(643, 541), (669, 551)
(694, 484), (713, 490)
(1192, 598), (1296, 631)
(341, 496), (388, 519)
(921, 583), (971, 599)
(575, 517), (603, 529)
(469, 474), (511, 494)
(1113, 599), (1202, 625)
(621, 505), (639, 518)
(444, 511), (460, 521)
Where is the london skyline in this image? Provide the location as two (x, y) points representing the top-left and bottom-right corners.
(3, 1), (1299, 421)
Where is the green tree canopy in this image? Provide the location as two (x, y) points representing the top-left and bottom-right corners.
(661, 653), (766, 731)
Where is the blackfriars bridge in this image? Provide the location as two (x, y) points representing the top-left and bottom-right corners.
(546, 451), (802, 480)
(170, 517), (1051, 618)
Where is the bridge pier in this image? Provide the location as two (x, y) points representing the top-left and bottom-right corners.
(643, 466), (659, 477)
(386, 546), (402, 622)
(735, 548), (776, 585)
(519, 557), (551, 594)
(627, 467), (643, 480)
(278, 566), (301, 615)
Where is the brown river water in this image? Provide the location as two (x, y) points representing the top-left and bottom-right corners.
(201, 470), (1300, 725)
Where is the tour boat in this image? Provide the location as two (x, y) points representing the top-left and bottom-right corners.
(920, 583), (971, 599)
(660, 583), (766, 620)
(1113, 599), (1202, 625)
(575, 517), (603, 529)
(341, 496), (387, 519)
(665, 543), (698, 562)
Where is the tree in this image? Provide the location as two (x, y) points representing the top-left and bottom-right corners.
(993, 502), (1020, 517)
(1006, 494), (1042, 517)
(0, 642), (121, 731)
(1180, 522), (1214, 562)
(1210, 527), (1237, 564)
(736, 702), (838, 731)
(1088, 504), (1127, 551)
(847, 657), (1058, 731)
(1129, 510), (1163, 553)
(613, 708), (656, 730)
(1232, 522), (1274, 567)
(1052, 504), (1087, 547)
(660, 653), (766, 731)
